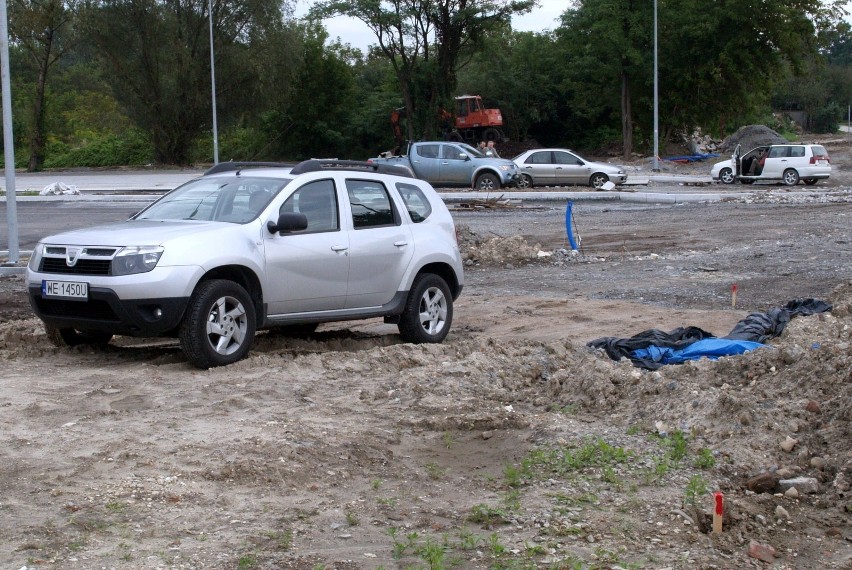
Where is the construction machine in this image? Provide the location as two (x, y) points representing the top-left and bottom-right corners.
(390, 95), (506, 154)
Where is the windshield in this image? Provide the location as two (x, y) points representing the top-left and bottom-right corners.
(460, 143), (485, 158)
(135, 176), (292, 223)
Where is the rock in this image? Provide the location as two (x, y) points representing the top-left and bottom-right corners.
(778, 476), (820, 494)
(810, 456), (827, 470)
(805, 400), (821, 414)
(776, 467), (796, 479)
(748, 540), (776, 563)
(780, 436), (798, 452)
(826, 527), (842, 538)
(775, 505), (789, 519)
(747, 472), (780, 494)
(784, 487), (799, 499)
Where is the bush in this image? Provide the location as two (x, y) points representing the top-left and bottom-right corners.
(43, 129), (154, 168)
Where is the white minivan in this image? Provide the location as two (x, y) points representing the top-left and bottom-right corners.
(711, 143), (831, 186)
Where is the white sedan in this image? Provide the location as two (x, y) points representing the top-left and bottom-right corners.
(512, 148), (627, 189)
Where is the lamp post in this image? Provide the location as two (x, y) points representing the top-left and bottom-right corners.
(208, 0), (219, 164)
(1, 0), (18, 263)
(652, 0), (659, 172)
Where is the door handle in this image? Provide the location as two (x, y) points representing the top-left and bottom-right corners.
(394, 241), (408, 247)
(331, 245), (349, 252)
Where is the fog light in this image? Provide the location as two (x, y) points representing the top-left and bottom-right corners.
(154, 308), (163, 319)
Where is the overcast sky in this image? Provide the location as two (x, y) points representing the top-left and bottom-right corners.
(293, 0), (567, 52)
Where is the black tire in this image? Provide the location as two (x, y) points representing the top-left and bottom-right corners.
(590, 173), (609, 188)
(45, 324), (113, 347)
(179, 279), (256, 368)
(482, 128), (501, 142)
(782, 169), (800, 186)
(517, 174), (533, 189)
(475, 172), (501, 191)
(398, 274), (453, 344)
(803, 178), (818, 185)
(719, 167), (735, 185)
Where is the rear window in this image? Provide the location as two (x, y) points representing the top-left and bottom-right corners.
(811, 145), (829, 158)
(396, 182), (432, 223)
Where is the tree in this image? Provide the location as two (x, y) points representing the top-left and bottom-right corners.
(9, 0), (77, 171)
(312, 0), (534, 141)
(80, 0), (296, 164)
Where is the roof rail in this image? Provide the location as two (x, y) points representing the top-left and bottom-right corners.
(203, 161), (297, 175)
(289, 159), (414, 178)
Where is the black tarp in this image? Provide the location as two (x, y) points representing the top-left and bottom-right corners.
(587, 298), (832, 370)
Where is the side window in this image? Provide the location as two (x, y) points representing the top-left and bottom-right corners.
(396, 182), (432, 223)
(442, 145), (464, 160)
(554, 152), (582, 165)
(279, 179), (339, 233)
(789, 146), (805, 158)
(346, 179), (398, 229)
(418, 144), (440, 159)
(527, 151), (552, 164)
(768, 147), (787, 159)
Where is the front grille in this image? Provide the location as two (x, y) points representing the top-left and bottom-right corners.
(34, 297), (120, 321)
(40, 258), (112, 275)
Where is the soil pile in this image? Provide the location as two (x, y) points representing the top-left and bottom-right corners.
(719, 125), (788, 152)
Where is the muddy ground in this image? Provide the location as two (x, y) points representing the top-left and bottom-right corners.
(0, 140), (851, 569)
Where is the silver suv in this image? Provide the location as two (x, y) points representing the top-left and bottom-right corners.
(27, 160), (464, 367)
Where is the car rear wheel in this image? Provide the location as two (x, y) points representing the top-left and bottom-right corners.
(782, 169), (800, 186)
(45, 325), (113, 347)
(517, 174), (533, 189)
(719, 167), (735, 184)
(590, 173), (609, 188)
(475, 172), (500, 191)
(179, 279), (256, 368)
(802, 178), (818, 185)
(398, 274), (453, 344)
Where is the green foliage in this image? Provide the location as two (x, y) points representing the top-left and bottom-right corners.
(694, 448), (717, 469)
(44, 130), (154, 168)
(683, 475), (709, 508)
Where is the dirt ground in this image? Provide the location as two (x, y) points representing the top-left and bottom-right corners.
(1, 138), (851, 569)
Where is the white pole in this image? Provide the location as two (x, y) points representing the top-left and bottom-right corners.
(652, 0), (659, 172)
(208, 0), (219, 164)
(0, 0), (18, 263)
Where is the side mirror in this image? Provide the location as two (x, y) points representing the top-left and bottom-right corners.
(459, 152), (469, 161)
(267, 212), (308, 235)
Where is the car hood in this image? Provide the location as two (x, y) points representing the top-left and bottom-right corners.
(39, 219), (249, 247)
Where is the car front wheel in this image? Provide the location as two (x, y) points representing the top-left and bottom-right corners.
(517, 174), (533, 189)
(180, 279), (256, 368)
(719, 167), (735, 184)
(475, 172), (500, 191)
(398, 274), (453, 344)
(45, 325), (113, 347)
(782, 169), (800, 186)
(590, 173), (609, 188)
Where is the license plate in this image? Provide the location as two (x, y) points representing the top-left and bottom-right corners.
(42, 280), (88, 300)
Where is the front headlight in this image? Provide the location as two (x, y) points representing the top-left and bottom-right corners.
(112, 246), (164, 276)
(28, 243), (44, 270)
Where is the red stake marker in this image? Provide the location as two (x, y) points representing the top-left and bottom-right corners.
(731, 283), (738, 309)
(712, 491), (724, 534)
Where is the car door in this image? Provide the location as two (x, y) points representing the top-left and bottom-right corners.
(519, 151), (554, 185)
(411, 144), (441, 183)
(438, 144), (471, 185)
(553, 150), (587, 185)
(344, 178), (415, 308)
(760, 146), (789, 179)
(263, 179), (350, 315)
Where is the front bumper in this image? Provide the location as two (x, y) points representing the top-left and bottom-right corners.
(29, 285), (189, 336)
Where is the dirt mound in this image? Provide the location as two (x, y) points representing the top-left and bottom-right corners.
(719, 124), (788, 152)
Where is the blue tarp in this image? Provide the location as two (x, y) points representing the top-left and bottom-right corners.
(631, 338), (766, 366)
(588, 298), (832, 369)
(664, 153), (720, 163)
